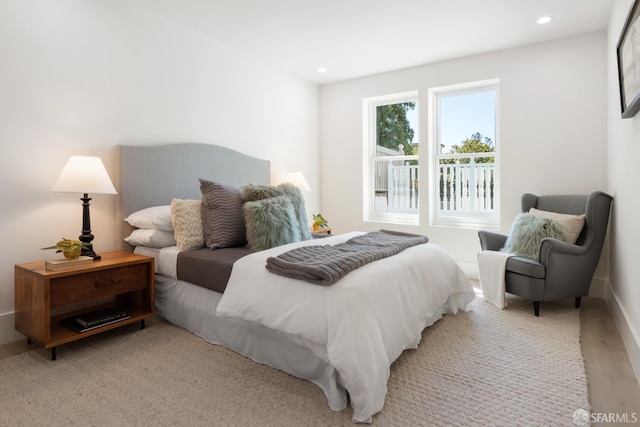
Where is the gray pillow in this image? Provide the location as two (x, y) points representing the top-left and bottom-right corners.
(241, 183), (311, 241)
(243, 195), (301, 251)
(241, 183), (282, 202)
(502, 213), (567, 260)
(199, 179), (246, 249)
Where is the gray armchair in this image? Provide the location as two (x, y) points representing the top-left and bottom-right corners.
(478, 191), (613, 316)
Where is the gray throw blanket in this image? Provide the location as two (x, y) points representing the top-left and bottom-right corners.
(265, 230), (429, 285)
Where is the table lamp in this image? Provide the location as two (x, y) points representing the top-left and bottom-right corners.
(51, 156), (117, 260)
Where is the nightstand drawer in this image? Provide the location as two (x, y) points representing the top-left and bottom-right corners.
(50, 263), (150, 308)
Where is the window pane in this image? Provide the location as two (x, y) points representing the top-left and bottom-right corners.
(430, 81), (499, 228)
(439, 91), (495, 154)
(372, 157), (419, 214)
(373, 101), (418, 215)
(376, 102), (418, 153)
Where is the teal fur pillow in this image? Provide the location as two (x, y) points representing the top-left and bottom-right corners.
(276, 183), (312, 241)
(241, 183), (282, 202)
(242, 183), (311, 241)
(502, 213), (567, 260)
(243, 195), (302, 251)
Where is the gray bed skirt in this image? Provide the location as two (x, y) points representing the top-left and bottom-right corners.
(153, 275), (348, 412)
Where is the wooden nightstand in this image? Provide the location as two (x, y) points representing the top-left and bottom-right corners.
(312, 227), (332, 235)
(14, 251), (154, 360)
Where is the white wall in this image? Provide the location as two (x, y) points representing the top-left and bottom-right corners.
(0, 0), (319, 344)
(320, 32), (608, 280)
(607, 0), (640, 379)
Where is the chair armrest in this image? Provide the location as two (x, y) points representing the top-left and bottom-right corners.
(478, 230), (508, 251)
(538, 237), (586, 262)
(538, 237), (593, 299)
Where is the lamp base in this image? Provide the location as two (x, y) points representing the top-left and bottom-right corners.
(79, 194), (100, 261)
(81, 246), (101, 261)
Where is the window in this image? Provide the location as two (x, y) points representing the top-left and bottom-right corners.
(363, 91), (419, 224)
(428, 80), (499, 228)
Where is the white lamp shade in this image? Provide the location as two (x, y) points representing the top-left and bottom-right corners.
(51, 156), (117, 194)
(286, 171), (311, 192)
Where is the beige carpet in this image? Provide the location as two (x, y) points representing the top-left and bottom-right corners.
(0, 294), (589, 426)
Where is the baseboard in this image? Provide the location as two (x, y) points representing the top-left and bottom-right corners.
(0, 311), (24, 346)
(605, 285), (640, 382)
(588, 276), (607, 298)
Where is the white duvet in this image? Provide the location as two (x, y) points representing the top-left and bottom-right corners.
(216, 232), (475, 423)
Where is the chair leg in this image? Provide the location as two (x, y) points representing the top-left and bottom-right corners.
(575, 297), (581, 309)
(533, 301), (540, 317)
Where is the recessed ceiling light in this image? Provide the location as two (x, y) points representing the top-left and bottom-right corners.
(317, 67), (327, 73)
(537, 16), (552, 24)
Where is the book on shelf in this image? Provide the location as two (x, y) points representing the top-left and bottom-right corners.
(45, 256), (93, 271)
(61, 314), (131, 333)
(75, 307), (130, 328)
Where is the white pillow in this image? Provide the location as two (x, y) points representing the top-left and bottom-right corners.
(171, 199), (205, 251)
(529, 207), (586, 244)
(124, 206), (173, 231)
(124, 229), (176, 248)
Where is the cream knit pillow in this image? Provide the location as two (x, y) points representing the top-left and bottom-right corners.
(529, 207), (586, 244)
(171, 199), (205, 251)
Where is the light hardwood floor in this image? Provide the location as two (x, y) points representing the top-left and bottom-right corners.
(580, 297), (640, 426)
(2, 297), (638, 424)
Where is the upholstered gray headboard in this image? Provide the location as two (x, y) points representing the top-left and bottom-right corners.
(116, 143), (270, 249)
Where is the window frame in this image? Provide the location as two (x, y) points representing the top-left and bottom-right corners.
(427, 79), (500, 229)
(362, 91), (419, 225)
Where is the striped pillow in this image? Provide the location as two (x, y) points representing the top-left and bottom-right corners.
(199, 179), (247, 249)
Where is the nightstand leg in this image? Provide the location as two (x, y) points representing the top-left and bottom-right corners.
(27, 337), (32, 345)
(140, 319), (145, 330)
(51, 347), (57, 361)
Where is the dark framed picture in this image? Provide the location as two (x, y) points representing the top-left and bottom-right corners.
(617, 0), (640, 119)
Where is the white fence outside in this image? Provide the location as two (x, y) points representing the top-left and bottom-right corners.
(375, 152), (495, 215)
(437, 153), (495, 214)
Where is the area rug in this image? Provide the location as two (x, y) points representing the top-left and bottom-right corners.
(0, 293), (589, 426)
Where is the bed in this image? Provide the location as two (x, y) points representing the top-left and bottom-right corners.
(116, 143), (475, 423)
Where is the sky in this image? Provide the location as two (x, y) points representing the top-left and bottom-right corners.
(440, 90), (496, 152)
(405, 89), (495, 153)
